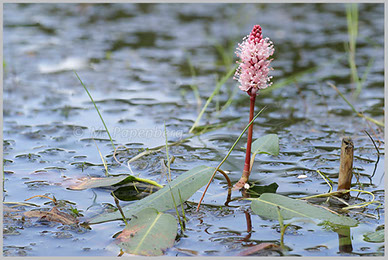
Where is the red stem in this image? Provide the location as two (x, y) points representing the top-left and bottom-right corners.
(243, 89), (256, 174)
(233, 88), (257, 190)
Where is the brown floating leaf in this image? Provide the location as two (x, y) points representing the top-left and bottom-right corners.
(237, 243), (280, 256)
(174, 248), (199, 256)
(67, 175), (136, 190)
(24, 207), (78, 225)
(3, 205), (21, 213)
(114, 208), (177, 256)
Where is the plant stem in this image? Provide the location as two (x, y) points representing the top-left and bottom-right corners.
(337, 137), (354, 200)
(276, 206), (286, 251)
(164, 122), (172, 182)
(189, 65), (237, 133)
(196, 106), (266, 211)
(133, 176), (163, 188)
(244, 91), (257, 172)
(74, 71), (116, 150)
(328, 82), (384, 127)
(112, 191), (128, 226)
(234, 88), (257, 189)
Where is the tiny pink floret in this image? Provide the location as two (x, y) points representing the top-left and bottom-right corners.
(234, 25), (274, 92)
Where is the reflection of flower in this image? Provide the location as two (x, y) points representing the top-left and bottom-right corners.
(234, 25), (275, 92)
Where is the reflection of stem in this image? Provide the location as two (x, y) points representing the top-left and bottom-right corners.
(216, 169), (232, 188)
(243, 210), (252, 241)
(216, 169), (232, 206)
(242, 190), (252, 241)
(364, 130), (380, 181)
(334, 226), (353, 253)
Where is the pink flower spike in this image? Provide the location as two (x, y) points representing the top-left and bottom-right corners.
(234, 25), (275, 93)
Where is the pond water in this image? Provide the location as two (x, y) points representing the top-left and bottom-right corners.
(3, 3), (384, 257)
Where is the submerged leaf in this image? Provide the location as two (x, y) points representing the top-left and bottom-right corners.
(24, 207), (78, 225)
(88, 165), (214, 224)
(3, 205), (22, 213)
(237, 243), (280, 256)
(114, 208), (177, 256)
(251, 134), (279, 156)
(250, 193), (358, 227)
(363, 229), (384, 243)
(113, 184), (159, 201)
(248, 182), (279, 197)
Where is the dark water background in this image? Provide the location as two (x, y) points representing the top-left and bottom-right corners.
(3, 3), (384, 256)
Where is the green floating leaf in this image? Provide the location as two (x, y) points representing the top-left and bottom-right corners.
(251, 134), (279, 156)
(363, 229), (384, 243)
(89, 165), (214, 224)
(114, 208), (177, 256)
(250, 193), (358, 227)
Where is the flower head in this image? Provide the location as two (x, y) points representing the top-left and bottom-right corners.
(234, 25), (274, 93)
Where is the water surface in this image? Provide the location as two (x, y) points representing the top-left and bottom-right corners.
(3, 3), (384, 256)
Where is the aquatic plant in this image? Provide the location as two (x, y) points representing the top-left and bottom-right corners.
(71, 22), (378, 258)
(345, 3), (361, 98)
(75, 71), (116, 150)
(233, 25), (275, 189)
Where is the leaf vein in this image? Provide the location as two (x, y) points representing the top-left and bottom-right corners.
(134, 212), (162, 254)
